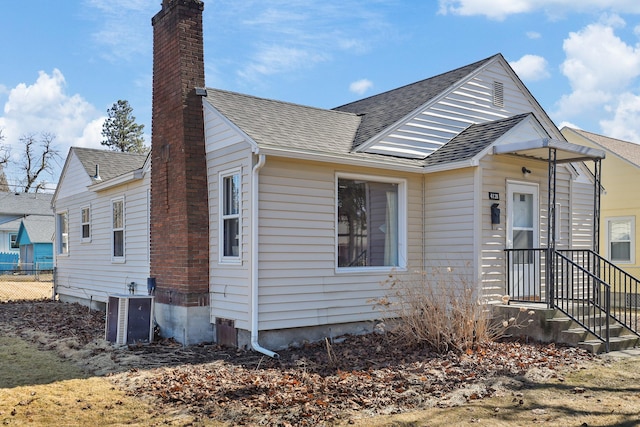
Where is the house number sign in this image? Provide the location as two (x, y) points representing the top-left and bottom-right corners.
(488, 192), (499, 200)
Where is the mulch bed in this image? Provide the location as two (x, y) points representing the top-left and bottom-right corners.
(0, 300), (595, 426)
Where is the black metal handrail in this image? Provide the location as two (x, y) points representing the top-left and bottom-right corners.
(505, 248), (612, 352)
(553, 250), (610, 352)
(560, 249), (640, 339)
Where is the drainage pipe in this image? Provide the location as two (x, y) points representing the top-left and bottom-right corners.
(250, 153), (279, 358)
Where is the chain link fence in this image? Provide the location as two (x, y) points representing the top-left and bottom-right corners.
(0, 266), (54, 302)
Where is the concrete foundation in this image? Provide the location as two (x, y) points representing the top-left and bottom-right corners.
(154, 302), (214, 345)
(237, 320), (378, 352)
(58, 293), (107, 312)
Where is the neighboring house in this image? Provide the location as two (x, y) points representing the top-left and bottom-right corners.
(54, 0), (606, 353)
(0, 192), (53, 271)
(562, 127), (640, 278)
(16, 216), (54, 271)
(52, 147), (149, 307)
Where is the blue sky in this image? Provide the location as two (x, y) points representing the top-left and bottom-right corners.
(2, 0), (640, 189)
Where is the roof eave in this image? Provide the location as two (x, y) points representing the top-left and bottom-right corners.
(89, 169), (144, 192)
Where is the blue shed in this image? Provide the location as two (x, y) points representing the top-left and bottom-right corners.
(16, 216), (54, 271)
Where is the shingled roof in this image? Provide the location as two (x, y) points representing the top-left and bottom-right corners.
(72, 147), (147, 182)
(18, 215), (54, 244)
(566, 128), (640, 168)
(0, 192), (53, 216)
(424, 113), (531, 166)
(333, 54), (499, 148)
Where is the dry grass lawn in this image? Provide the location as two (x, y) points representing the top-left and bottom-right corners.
(1, 333), (640, 426)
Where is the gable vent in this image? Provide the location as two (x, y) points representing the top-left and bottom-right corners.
(493, 81), (504, 107)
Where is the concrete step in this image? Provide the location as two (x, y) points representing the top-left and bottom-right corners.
(578, 335), (640, 354)
(559, 324), (626, 346)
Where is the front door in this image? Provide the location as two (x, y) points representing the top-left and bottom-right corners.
(507, 182), (539, 299)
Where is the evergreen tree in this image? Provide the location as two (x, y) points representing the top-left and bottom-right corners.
(101, 100), (147, 153)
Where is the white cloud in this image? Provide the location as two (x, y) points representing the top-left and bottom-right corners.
(600, 92), (640, 143)
(526, 31), (541, 39)
(437, 0), (640, 20)
(556, 21), (640, 119)
(213, 0), (394, 85)
(238, 45), (330, 82)
(349, 79), (373, 95)
(0, 69), (103, 183)
(509, 55), (550, 81)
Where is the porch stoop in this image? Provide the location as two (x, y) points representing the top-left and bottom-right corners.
(492, 304), (640, 354)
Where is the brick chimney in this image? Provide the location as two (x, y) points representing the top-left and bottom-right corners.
(150, 0), (210, 342)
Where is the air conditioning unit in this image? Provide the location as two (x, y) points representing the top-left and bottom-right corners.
(105, 295), (154, 346)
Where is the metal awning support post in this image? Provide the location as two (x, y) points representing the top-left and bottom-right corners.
(547, 147), (557, 308)
(593, 158), (601, 254)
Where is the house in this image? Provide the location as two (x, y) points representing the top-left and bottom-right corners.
(52, 147), (149, 307)
(15, 215), (54, 271)
(54, 0), (609, 354)
(0, 192), (53, 271)
(562, 127), (640, 279)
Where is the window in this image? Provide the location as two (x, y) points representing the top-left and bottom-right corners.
(9, 233), (18, 250)
(81, 207), (91, 241)
(337, 174), (405, 269)
(56, 212), (69, 255)
(220, 170), (241, 261)
(112, 198), (125, 260)
(607, 217), (634, 263)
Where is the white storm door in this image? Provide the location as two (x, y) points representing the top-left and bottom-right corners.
(507, 182), (539, 299)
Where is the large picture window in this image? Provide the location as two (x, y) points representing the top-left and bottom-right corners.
(220, 170), (241, 261)
(112, 198), (125, 260)
(337, 175), (405, 269)
(56, 212), (69, 255)
(607, 217), (634, 263)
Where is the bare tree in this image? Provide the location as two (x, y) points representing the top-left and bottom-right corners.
(17, 132), (60, 193)
(0, 129), (10, 192)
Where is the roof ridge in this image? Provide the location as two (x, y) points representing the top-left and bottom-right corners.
(333, 53), (501, 110)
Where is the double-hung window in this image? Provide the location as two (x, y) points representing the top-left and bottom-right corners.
(607, 217), (635, 263)
(112, 198), (125, 261)
(220, 170), (241, 261)
(9, 233), (18, 251)
(337, 174), (406, 270)
(81, 207), (91, 242)
(56, 211), (69, 255)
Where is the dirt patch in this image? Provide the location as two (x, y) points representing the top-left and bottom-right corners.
(0, 300), (608, 426)
(0, 275), (53, 302)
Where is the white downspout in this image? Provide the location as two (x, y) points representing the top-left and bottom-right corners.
(250, 153), (279, 358)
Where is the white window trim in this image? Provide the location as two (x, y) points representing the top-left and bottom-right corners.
(219, 168), (242, 264)
(81, 205), (91, 243)
(56, 210), (69, 256)
(111, 197), (125, 263)
(605, 216), (635, 264)
(335, 172), (407, 273)
(8, 233), (18, 251)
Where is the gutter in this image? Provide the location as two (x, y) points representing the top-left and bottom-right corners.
(250, 153), (279, 358)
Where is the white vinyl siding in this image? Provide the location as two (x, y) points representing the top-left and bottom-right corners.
(363, 61), (562, 159)
(255, 158), (420, 331)
(53, 151), (150, 303)
(205, 108), (253, 328)
(423, 168), (475, 283)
